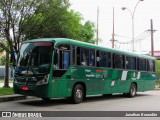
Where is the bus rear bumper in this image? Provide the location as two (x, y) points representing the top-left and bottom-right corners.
(13, 83), (50, 98)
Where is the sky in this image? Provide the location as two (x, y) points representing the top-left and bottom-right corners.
(69, 0), (160, 54)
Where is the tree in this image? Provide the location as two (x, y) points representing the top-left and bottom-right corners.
(0, 0), (43, 87)
(0, 0), (43, 52)
(79, 21), (96, 44)
(0, 41), (6, 65)
(0, 0), (95, 87)
(20, 0), (95, 43)
(156, 60), (160, 80)
(0, 55), (6, 65)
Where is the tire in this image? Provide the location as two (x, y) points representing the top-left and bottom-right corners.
(128, 83), (137, 98)
(72, 84), (84, 104)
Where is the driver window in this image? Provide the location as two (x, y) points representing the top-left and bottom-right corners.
(54, 44), (71, 69)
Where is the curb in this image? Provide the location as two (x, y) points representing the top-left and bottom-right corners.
(0, 94), (27, 103)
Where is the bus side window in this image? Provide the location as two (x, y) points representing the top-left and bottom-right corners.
(89, 49), (95, 66)
(137, 58), (146, 71)
(96, 50), (100, 67)
(147, 60), (155, 72)
(54, 49), (59, 69)
(126, 56), (136, 70)
(55, 44), (71, 69)
(77, 47), (80, 65)
(99, 51), (107, 67)
(107, 52), (111, 68)
(81, 48), (89, 66)
(113, 53), (124, 69)
(72, 46), (75, 65)
(63, 51), (70, 69)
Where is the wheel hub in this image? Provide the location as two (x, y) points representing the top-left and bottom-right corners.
(76, 89), (82, 99)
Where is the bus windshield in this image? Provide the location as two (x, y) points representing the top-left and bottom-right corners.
(15, 42), (53, 75)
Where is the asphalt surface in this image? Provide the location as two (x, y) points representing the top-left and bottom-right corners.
(0, 90), (160, 120)
(0, 90), (160, 111)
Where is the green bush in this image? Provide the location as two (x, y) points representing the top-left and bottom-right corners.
(156, 80), (160, 88)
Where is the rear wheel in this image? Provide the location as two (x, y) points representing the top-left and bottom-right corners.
(72, 84), (84, 104)
(128, 83), (137, 97)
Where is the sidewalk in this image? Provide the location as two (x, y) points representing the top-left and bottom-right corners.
(0, 82), (27, 102)
(0, 94), (26, 102)
(0, 82), (13, 88)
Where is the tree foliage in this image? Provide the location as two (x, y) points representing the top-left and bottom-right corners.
(0, 0), (44, 86)
(0, 0), (95, 65)
(156, 60), (160, 79)
(79, 21), (95, 43)
(0, 55), (5, 65)
(0, 0), (95, 87)
(0, 0), (95, 53)
(21, 0), (95, 43)
(0, 0), (43, 52)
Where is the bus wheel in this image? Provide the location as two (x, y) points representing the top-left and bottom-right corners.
(128, 83), (137, 98)
(72, 84), (84, 104)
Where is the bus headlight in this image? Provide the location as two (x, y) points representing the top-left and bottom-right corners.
(36, 75), (49, 85)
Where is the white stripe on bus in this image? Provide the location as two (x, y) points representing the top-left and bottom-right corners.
(121, 71), (128, 81)
(137, 72), (141, 79)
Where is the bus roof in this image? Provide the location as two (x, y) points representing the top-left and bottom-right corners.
(24, 38), (156, 60)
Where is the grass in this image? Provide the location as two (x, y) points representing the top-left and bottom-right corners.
(0, 87), (14, 96)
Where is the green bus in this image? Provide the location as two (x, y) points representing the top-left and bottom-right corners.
(14, 38), (156, 103)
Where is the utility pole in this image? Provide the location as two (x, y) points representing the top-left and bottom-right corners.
(112, 7), (115, 48)
(96, 7), (99, 45)
(150, 19), (154, 57)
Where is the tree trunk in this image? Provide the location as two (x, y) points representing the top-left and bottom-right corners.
(4, 52), (10, 88)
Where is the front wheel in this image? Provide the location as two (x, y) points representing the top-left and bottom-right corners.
(128, 83), (137, 98)
(72, 84), (84, 104)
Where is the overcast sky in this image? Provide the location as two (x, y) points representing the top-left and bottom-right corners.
(70, 0), (160, 53)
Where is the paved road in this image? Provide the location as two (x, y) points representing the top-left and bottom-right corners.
(0, 90), (160, 111)
(0, 90), (160, 120)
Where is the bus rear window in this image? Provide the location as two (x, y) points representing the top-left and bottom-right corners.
(147, 60), (155, 72)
